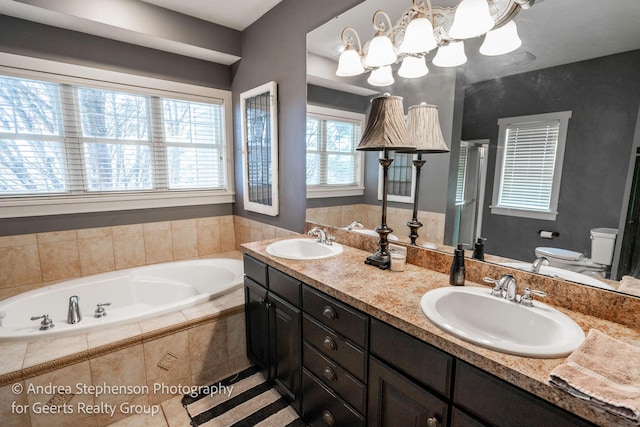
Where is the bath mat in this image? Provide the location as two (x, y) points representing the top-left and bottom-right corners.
(182, 366), (307, 427)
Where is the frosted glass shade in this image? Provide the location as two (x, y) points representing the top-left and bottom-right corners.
(399, 16), (437, 54)
(398, 56), (428, 78)
(357, 94), (415, 151)
(432, 42), (467, 67)
(364, 34), (397, 68)
(367, 66), (395, 87)
(449, 0), (494, 39)
(480, 21), (522, 56)
(336, 48), (365, 76)
(401, 103), (450, 153)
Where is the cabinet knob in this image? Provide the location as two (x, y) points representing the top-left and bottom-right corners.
(426, 417), (439, 427)
(322, 305), (337, 320)
(323, 336), (337, 351)
(264, 301), (272, 309)
(323, 366), (337, 381)
(322, 410), (336, 426)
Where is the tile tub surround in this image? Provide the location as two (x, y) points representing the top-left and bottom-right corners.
(243, 237), (640, 427)
(0, 257), (250, 427)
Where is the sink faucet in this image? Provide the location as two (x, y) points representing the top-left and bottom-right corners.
(67, 295), (82, 324)
(531, 256), (549, 273)
(483, 274), (518, 301)
(308, 226), (327, 244)
(346, 221), (364, 231)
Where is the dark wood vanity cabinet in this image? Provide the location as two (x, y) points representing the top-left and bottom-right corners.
(244, 256), (597, 427)
(243, 255), (302, 412)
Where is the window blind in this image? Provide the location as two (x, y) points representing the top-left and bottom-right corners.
(0, 75), (227, 198)
(498, 120), (560, 211)
(456, 145), (469, 204)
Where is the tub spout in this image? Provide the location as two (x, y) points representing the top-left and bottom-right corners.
(67, 295), (82, 324)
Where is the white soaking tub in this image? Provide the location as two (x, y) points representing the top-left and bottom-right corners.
(0, 258), (243, 341)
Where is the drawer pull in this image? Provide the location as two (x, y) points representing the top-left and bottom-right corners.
(322, 305), (337, 320)
(323, 336), (337, 351)
(323, 366), (337, 381)
(322, 410), (336, 426)
(426, 417), (439, 427)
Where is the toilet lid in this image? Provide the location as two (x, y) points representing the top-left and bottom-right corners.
(535, 247), (583, 261)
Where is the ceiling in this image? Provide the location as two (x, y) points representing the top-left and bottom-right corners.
(307, 0), (640, 92)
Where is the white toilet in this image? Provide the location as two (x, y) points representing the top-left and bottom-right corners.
(535, 228), (618, 277)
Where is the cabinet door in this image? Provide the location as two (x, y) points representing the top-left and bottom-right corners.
(244, 278), (270, 371)
(368, 356), (448, 427)
(270, 292), (302, 412)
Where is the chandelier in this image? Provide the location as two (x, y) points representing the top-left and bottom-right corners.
(336, 0), (534, 86)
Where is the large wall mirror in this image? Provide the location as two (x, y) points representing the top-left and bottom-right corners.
(305, 0), (640, 296)
(241, 81), (279, 216)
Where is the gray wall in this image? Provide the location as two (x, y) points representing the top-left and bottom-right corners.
(462, 50), (640, 261)
(231, 0), (364, 233)
(0, 15), (235, 234)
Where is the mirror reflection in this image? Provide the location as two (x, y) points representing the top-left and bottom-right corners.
(305, 0), (640, 296)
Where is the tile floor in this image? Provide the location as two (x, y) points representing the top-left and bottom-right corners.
(107, 394), (191, 427)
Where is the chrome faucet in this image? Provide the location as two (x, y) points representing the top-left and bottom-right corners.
(531, 256), (549, 273)
(483, 274), (518, 301)
(67, 295), (82, 324)
(346, 221), (364, 231)
(308, 226), (328, 244)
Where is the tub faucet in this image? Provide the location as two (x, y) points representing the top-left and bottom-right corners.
(67, 295), (82, 324)
(346, 221), (364, 231)
(531, 256), (549, 274)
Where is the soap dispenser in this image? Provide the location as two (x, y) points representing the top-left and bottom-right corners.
(450, 244), (466, 286)
(472, 238), (485, 261)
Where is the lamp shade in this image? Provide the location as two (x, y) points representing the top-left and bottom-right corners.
(432, 42), (467, 67)
(399, 16), (437, 54)
(367, 65), (395, 86)
(480, 21), (522, 56)
(398, 56), (429, 78)
(364, 34), (397, 68)
(357, 94), (415, 152)
(399, 103), (450, 153)
(336, 47), (365, 76)
(449, 0), (494, 39)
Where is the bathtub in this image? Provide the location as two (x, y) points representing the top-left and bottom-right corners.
(0, 258), (243, 341)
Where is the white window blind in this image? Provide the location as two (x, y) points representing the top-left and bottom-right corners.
(491, 111), (571, 220)
(0, 74), (229, 204)
(378, 151), (416, 204)
(306, 105), (364, 198)
(456, 145), (469, 204)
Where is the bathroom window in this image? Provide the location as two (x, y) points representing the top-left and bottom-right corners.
(0, 58), (233, 218)
(306, 105), (364, 198)
(491, 111), (572, 220)
(378, 151), (416, 204)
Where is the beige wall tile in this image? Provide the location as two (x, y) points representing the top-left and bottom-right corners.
(89, 345), (146, 406)
(220, 222), (236, 252)
(160, 394), (192, 427)
(86, 323), (143, 349)
(0, 381), (30, 427)
(0, 233), (36, 248)
(0, 341), (28, 375)
(143, 331), (191, 405)
(95, 394), (149, 426)
(220, 215), (234, 224)
(23, 334), (88, 369)
(36, 230), (77, 244)
(112, 224), (144, 236)
(143, 225), (173, 265)
(113, 233), (146, 270)
(38, 239), (81, 282)
(188, 319), (227, 378)
(226, 313), (246, 362)
(79, 236), (115, 276)
(138, 311), (187, 334)
(171, 220), (198, 260)
(25, 361), (93, 427)
(0, 244), (42, 288)
(197, 218), (221, 256)
(77, 227), (112, 240)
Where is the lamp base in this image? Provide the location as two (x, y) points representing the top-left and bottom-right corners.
(364, 251), (391, 270)
(407, 219), (423, 246)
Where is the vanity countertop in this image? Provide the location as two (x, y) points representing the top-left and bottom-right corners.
(242, 237), (640, 427)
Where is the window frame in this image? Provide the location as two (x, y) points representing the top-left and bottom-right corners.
(490, 111), (572, 221)
(377, 151), (417, 204)
(306, 105), (365, 199)
(0, 53), (234, 218)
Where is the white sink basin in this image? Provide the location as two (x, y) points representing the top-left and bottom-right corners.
(352, 228), (399, 241)
(420, 286), (585, 358)
(266, 238), (343, 260)
(499, 262), (615, 290)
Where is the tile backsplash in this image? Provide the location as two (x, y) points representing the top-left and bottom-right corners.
(0, 215), (297, 301)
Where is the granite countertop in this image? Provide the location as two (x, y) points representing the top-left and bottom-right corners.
(242, 238), (640, 427)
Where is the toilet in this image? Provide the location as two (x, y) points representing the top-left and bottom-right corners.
(535, 228), (618, 277)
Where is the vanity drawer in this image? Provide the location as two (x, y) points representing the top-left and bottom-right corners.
(243, 254), (267, 287)
(302, 369), (365, 427)
(303, 314), (367, 382)
(370, 318), (453, 398)
(303, 285), (368, 348)
(268, 266), (301, 307)
(303, 341), (366, 414)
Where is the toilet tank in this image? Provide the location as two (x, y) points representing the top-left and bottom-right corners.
(590, 228), (618, 265)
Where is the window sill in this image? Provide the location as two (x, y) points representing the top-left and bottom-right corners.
(490, 206), (558, 221)
(0, 190), (235, 218)
(306, 186), (364, 199)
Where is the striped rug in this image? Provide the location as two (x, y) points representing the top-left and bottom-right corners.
(182, 367), (307, 427)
